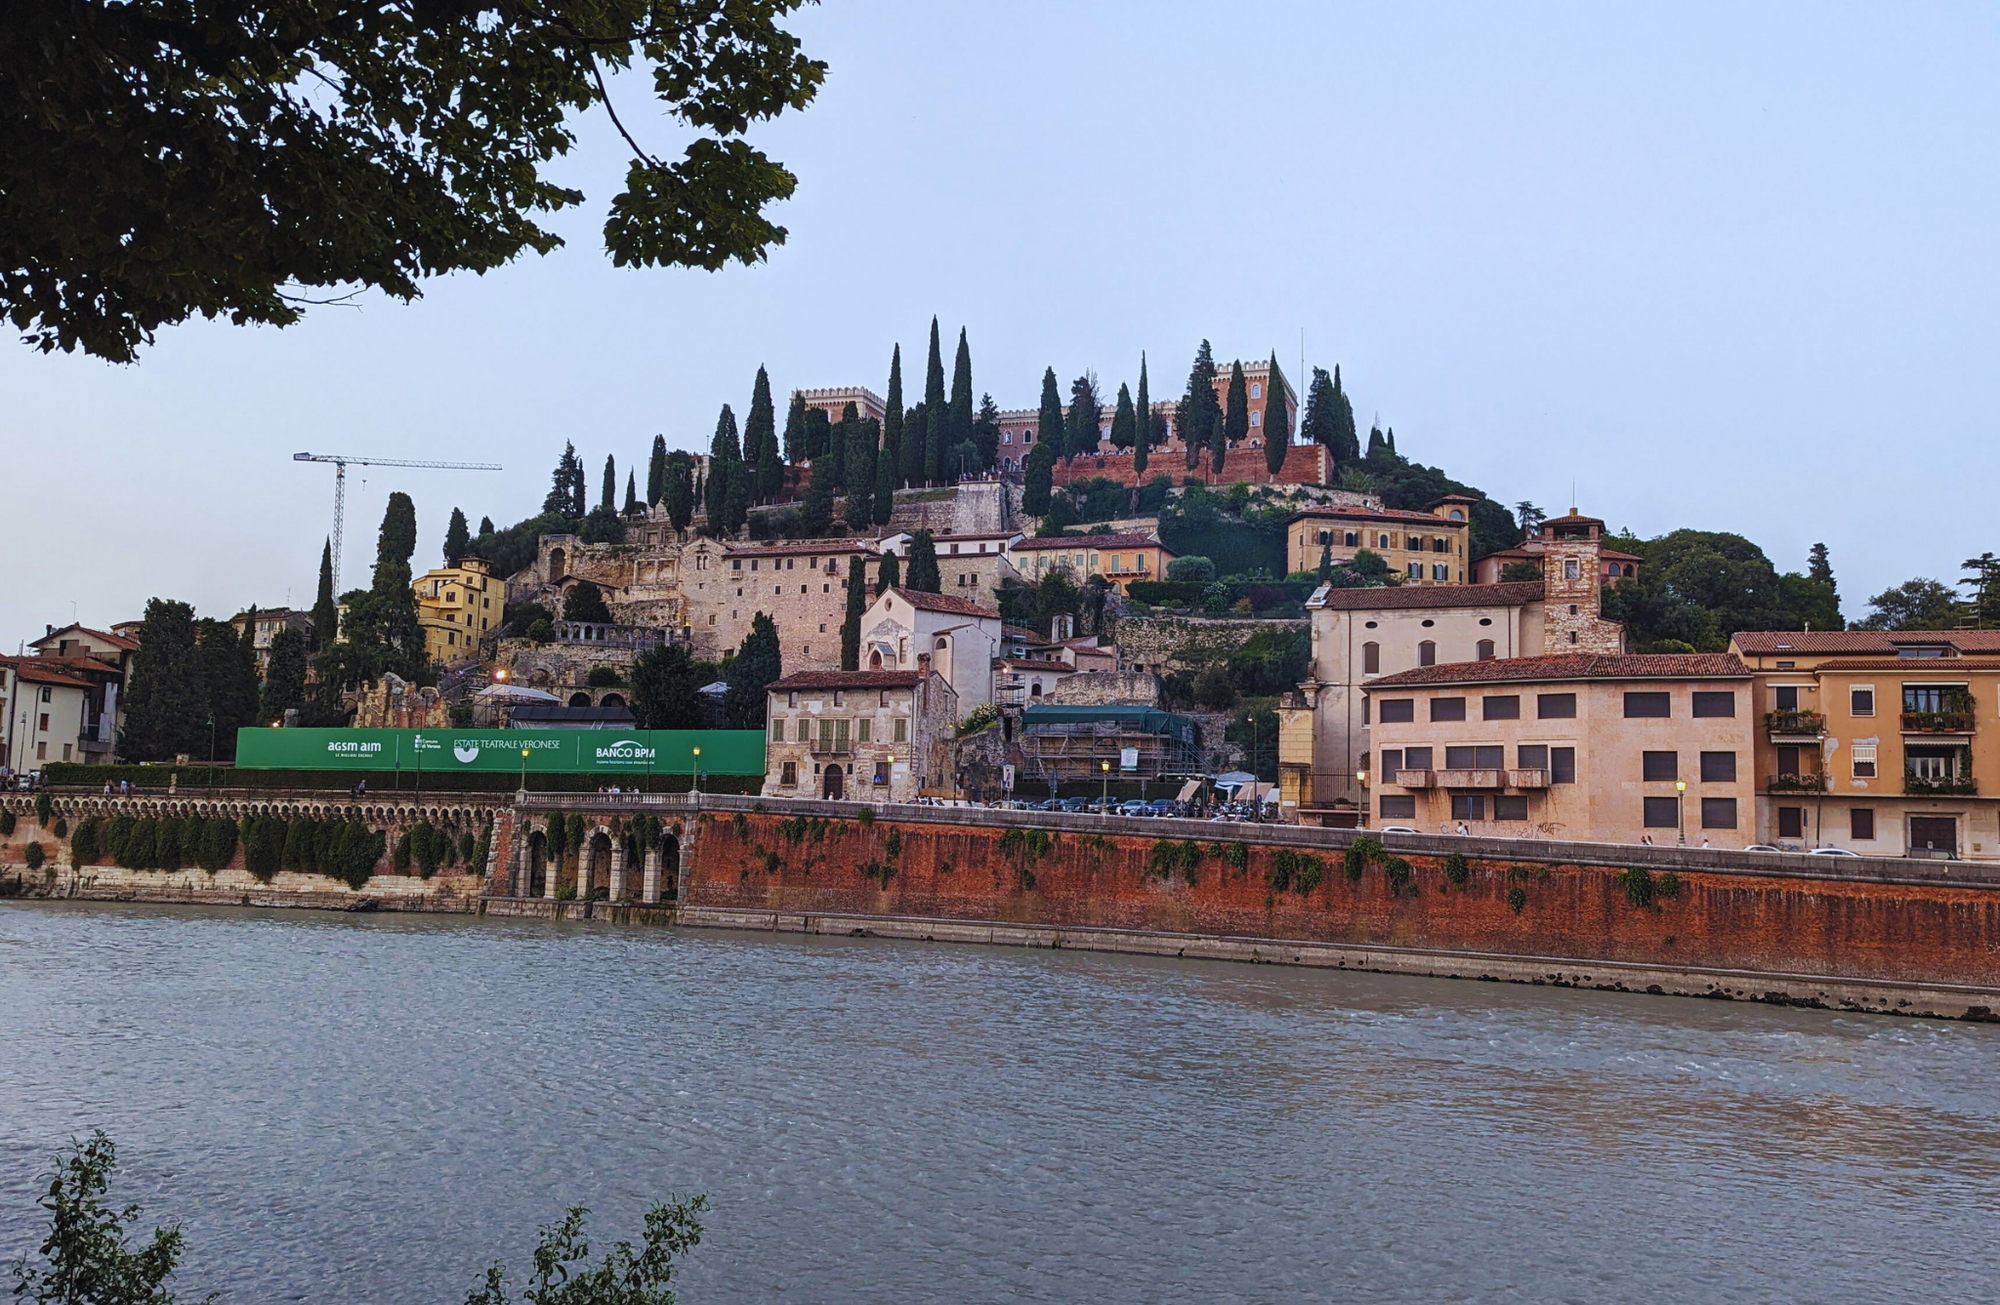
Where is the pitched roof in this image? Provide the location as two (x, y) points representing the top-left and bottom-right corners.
(1008, 533), (1167, 552)
(1309, 581), (1545, 611)
(29, 624), (139, 652)
(1366, 652), (1750, 689)
(1732, 630), (2000, 655)
(1, 658), (98, 690)
(998, 658), (1076, 673)
(770, 670), (925, 690)
(726, 540), (872, 558)
(1287, 505), (1456, 526)
(29, 655), (122, 679)
(888, 588), (995, 618)
(1806, 658), (2000, 673)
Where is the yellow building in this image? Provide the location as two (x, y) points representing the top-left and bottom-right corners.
(1284, 494), (1476, 583)
(415, 556), (499, 666)
(1006, 533), (1177, 593)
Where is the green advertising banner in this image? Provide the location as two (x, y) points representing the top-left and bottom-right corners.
(234, 728), (766, 776)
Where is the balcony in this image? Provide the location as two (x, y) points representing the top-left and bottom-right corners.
(1765, 772), (1829, 793)
(1392, 769), (1436, 789)
(1901, 710), (1976, 735)
(1507, 768), (1549, 789)
(808, 740), (852, 757)
(1764, 709), (1825, 738)
(1904, 771), (1977, 796)
(1433, 768), (1505, 789)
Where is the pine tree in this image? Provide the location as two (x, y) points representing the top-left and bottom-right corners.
(705, 405), (739, 526)
(1066, 373), (1102, 457)
(664, 455), (694, 532)
(906, 529), (942, 593)
(600, 455), (616, 513)
(1809, 542), (1834, 585)
(647, 434), (668, 505)
(544, 441), (584, 515)
(1331, 366), (1360, 464)
(1365, 424), (1388, 462)
(1133, 353), (1152, 478)
(972, 393), (1000, 472)
(443, 508), (470, 565)
(1300, 366), (1338, 457)
(310, 539), (337, 648)
(876, 547), (900, 597)
(923, 317), (947, 484)
(948, 327), (973, 475)
(119, 598), (203, 761)
(1263, 354), (1291, 478)
(1176, 341), (1219, 472)
(748, 365), (782, 502)
(782, 391), (807, 466)
(882, 344), (905, 489)
(722, 612), (782, 729)
(845, 418), (878, 531)
(478, 516), (494, 535)
(840, 560), (866, 670)
(260, 625), (309, 723)
(1110, 382), (1136, 451)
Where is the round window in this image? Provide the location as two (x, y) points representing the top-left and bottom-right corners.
(1421, 619), (1435, 628)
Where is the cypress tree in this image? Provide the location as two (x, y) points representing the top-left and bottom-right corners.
(798, 456), (837, 537)
(647, 434), (668, 505)
(1036, 367), (1065, 463)
(544, 441), (580, 515)
(1134, 353), (1152, 478)
(845, 419), (878, 531)
(1262, 354), (1291, 478)
(722, 613), (782, 729)
(1176, 341), (1219, 472)
(1223, 360), (1249, 450)
(1022, 368), (1063, 517)
(803, 407), (831, 464)
(705, 405), (739, 526)
(923, 317), (947, 484)
(1110, 383), (1136, 451)
(872, 417), (898, 527)
(1331, 366), (1360, 464)
(260, 626), (308, 723)
(882, 344), (904, 489)
(900, 402), (926, 489)
(1386, 427), (1397, 456)
(1066, 374), (1101, 457)
(972, 393), (1000, 472)
(948, 327), (973, 473)
(310, 539), (337, 649)
(600, 455), (616, 512)
(664, 454), (694, 532)
(478, 516), (494, 535)
(748, 366), (782, 502)
(1365, 425), (1388, 462)
(876, 548), (900, 597)
(1300, 366), (1337, 455)
(623, 471), (639, 514)
(906, 529), (942, 593)
(722, 462), (751, 537)
(443, 507), (470, 565)
(371, 492), (423, 668)
(830, 401), (857, 492)
(119, 598), (203, 761)
(781, 392), (807, 466)
(840, 561), (866, 670)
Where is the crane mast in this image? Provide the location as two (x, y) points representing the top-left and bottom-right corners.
(293, 452), (503, 593)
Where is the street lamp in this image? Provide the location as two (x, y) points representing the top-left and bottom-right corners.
(691, 744), (701, 795)
(1675, 779), (1687, 846)
(1101, 758), (1111, 815)
(519, 746), (530, 794)
(886, 752), (895, 801)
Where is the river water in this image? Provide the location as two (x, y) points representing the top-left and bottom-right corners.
(1, 902), (1996, 1304)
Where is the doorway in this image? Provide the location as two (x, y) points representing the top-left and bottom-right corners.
(1909, 815), (1957, 857)
(823, 764), (844, 800)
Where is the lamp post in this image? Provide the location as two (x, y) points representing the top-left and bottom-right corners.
(1675, 779), (1687, 846)
(1101, 758), (1111, 816)
(519, 746), (530, 795)
(691, 744), (701, 795)
(886, 752), (895, 802)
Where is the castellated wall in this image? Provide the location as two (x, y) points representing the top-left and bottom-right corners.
(1056, 443), (1329, 490)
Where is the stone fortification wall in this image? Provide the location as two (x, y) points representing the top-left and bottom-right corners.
(1106, 615), (1307, 674)
(1056, 444), (1328, 490)
(684, 806), (2000, 1003)
(493, 639), (642, 694)
(1048, 671), (1162, 706)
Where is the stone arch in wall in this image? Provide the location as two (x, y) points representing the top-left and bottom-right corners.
(585, 829), (613, 900)
(526, 829), (548, 898)
(569, 692), (592, 707)
(549, 547), (567, 581)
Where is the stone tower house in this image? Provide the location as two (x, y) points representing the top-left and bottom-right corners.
(1539, 510), (1625, 654)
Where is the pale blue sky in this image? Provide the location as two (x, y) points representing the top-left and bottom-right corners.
(6, 1), (1997, 647)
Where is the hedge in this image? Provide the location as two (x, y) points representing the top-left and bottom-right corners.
(37, 762), (759, 796)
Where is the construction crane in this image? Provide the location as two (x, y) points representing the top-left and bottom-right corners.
(294, 452), (503, 593)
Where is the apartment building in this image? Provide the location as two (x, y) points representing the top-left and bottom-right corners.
(1732, 630), (2000, 858)
(1284, 495), (1478, 583)
(227, 608), (314, 672)
(413, 557), (500, 666)
(1006, 533), (1176, 593)
(1363, 653), (1755, 844)
(1, 658), (96, 773)
(876, 531), (1023, 607)
(762, 668), (957, 801)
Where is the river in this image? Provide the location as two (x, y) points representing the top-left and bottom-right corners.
(1, 901), (1996, 1304)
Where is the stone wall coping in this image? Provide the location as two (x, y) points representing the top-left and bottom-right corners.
(662, 793), (2000, 892)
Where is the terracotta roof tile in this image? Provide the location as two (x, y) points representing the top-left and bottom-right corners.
(1, 659), (98, 689)
(1365, 652), (1750, 689)
(726, 540), (872, 558)
(769, 670), (925, 690)
(1732, 630), (2000, 655)
(1310, 581), (1545, 611)
(888, 588), (995, 617)
(1806, 658), (2000, 672)
(1008, 533), (1167, 552)
(29, 624), (138, 652)
(1287, 505), (1458, 526)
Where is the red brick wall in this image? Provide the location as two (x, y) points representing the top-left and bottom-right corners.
(1055, 444), (1328, 490)
(689, 813), (2000, 989)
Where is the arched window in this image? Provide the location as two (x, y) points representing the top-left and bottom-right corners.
(1449, 509), (1465, 521)
(1475, 640), (1495, 662)
(1378, 533), (1391, 549)
(1418, 640), (1436, 667)
(1362, 641), (1380, 674)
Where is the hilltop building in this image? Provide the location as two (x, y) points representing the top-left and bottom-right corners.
(1284, 495), (1478, 584)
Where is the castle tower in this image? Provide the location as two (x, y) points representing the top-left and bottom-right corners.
(1540, 510), (1624, 654)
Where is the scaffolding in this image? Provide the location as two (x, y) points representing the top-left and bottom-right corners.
(1019, 705), (1202, 784)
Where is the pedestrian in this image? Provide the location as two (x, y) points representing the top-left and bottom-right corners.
(1456, 821), (1470, 836)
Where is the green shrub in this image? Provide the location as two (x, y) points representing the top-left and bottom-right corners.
(1442, 852), (1470, 889)
(411, 821), (444, 879)
(1506, 886), (1527, 913)
(1656, 871), (1683, 900)
(1507, 864), (1549, 881)
(119, 819), (156, 870)
(1382, 855), (1412, 897)
(1147, 840), (1185, 881)
(154, 818), (184, 873)
(52, 816), (67, 839)
(24, 842), (44, 871)
(1267, 848), (1323, 894)
(105, 814), (133, 863)
(1344, 837), (1380, 883)
(565, 814), (585, 858)
(861, 858), (892, 886)
(1211, 841), (1249, 876)
(392, 833), (412, 873)
(0, 810), (14, 835)
(34, 792), (53, 825)
(243, 816), (284, 882)
(69, 817), (100, 867)
(1167, 555), (1217, 583)
(883, 828), (902, 860)
(856, 807), (874, 827)
(1619, 867), (1655, 908)
(195, 818), (236, 872)
(460, 831), (476, 865)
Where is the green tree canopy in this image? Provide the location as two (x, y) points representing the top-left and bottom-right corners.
(1262, 354), (1290, 477)
(443, 507), (471, 565)
(310, 538), (338, 649)
(1855, 577), (1961, 630)
(906, 529), (942, 593)
(4, 2), (826, 361)
(1066, 373), (1102, 457)
(881, 344), (905, 489)
(948, 327), (974, 473)
(704, 405), (740, 529)
(972, 392), (1001, 473)
(876, 548), (900, 597)
(663, 453), (695, 532)
(647, 434), (668, 506)
(922, 317), (947, 484)
(1603, 530), (1842, 650)
(1110, 383), (1136, 451)
(781, 391), (807, 466)
(1133, 353), (1152, 478)
(747, 365), (782, 502)
(844, 418), (878, 531)
(631, 642), (709, 729)
(600, 455), (617, 513)
(1223, 360), (1249, 452)
(259, 625), (309, 724)
(1176, 340), (1219, 472)
(562, 581), (613, 624)
(840, 561), (866, 670)
(723, 612), (781, 728)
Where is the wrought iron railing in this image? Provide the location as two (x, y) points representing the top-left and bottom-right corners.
(1763, 709), (1825, 735)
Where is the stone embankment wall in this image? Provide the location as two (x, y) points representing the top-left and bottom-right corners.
(1106, 615), (1307, 675)
(684, 803), (2000, 1010)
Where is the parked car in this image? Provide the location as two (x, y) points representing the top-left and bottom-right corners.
(1376, 825), (1420, 835)
(1743, 844), (1785, 853)
(1807, 846), (1862, 857)
(1117, 800), (1149, 817)
(1058, 796), (1092, 813)
(1146, 799), (1179, 818)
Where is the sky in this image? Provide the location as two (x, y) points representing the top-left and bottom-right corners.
(6, 1), (1998, 649)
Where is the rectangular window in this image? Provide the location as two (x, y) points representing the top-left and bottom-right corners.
(1378, 698), (1414, 723)
(1774, 685), (1799, 711)
(1380, 749), (1403, 776)
(1445, 745), (1477, 769)
(1691, 691), (1735, 718)
(1701, 797), (1738, 829)
(1642, 751), (1678, 781)
(1517, 744), (1548, 770)
(1624, 692), (1671, 718)
(1776, 745), (1800, 777)
(1379, 795), (1416, 819)
(1851, 744), (1877, 779)
(1403, 747), (1433, 770)
(857, 719), (872, 743)
(1777, 807), (1805, 839)
(1493, 795), (1529, 821)
(1538, 693), (1577, 719)
(1849, 688), (1874, 716)
(1431, 697), (1467, 722)
(1643, 796), (1679, 828)
(1851, 807), (1875, 840)
(1700, 751), (1737, 782)
(894, 719), (907, 743)
(1451, 794), (1485, 820)
(770, 719), (784, 741)
(780, 760), (797, 786)
(1484, 695), (1520, 720)
(835, 719), (850, 750)
(1550, 747), (1576, 784)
